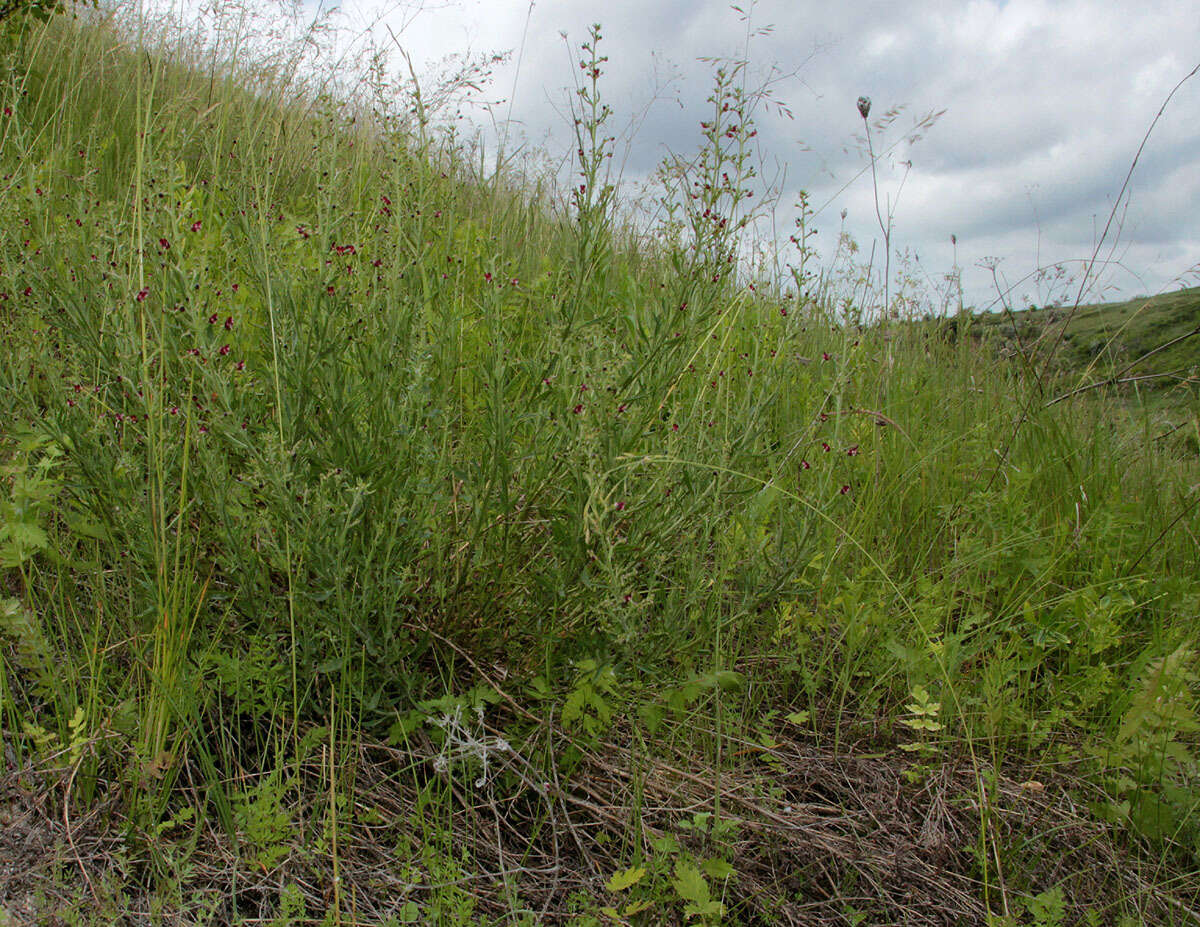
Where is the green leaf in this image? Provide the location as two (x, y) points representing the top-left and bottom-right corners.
(671, 859), (710, 906)
(684, 900), (725, 920)
(605, 866), (646, 892)
(701, 857), (734, 879)
(712, 670), (745, 692)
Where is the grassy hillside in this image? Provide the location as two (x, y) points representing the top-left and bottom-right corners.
(972, 287), (1200, 405)
(1, 6), (1199, 924)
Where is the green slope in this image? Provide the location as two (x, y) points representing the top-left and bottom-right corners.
(973, 287), (1200, 396)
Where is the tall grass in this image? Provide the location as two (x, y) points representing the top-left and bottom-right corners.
(1, 3), (1198, 922)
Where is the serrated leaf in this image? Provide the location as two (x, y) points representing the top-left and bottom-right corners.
(713, 670), (745, 692)
(785, 710), (810, 725)
(701, 857), (734, 879)
(606, 866), (646, 892)
(671, 859), (710, 906)
(684, 900), (725, 920)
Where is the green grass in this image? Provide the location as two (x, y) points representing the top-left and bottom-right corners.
(972, 287), (1200, 404)
(1, 4), (1199, 924)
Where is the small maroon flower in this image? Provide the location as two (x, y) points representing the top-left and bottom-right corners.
(169, 406), (179, 415)
(326, 285), (335, 294)
(615, 501), (626, 511)
(234, 361), (245, 371)
(483, 272), (493, 283)
(158, 238), (170, 250)
(821, 442), (831, 452)
(135, 288), (148, 302)
(208, 312), (219, 324)
(509, 278), (519, 286)
(800, 460), (811, 470)
(839, 484), (851, 495)
(572, 404), (584, 414)
(218, 344), (230, 356)
(190, 220), (202, 232)
(224, 316), (233, 330)
(846, 445), (859, 456)
(822, 352), (831, 361)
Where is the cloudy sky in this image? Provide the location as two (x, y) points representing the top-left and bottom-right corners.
(325, 0), (1200, 311)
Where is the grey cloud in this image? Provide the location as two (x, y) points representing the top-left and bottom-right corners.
(358, 0), (1200, 305)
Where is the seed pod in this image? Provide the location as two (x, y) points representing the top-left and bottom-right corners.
(857, 96), (871, 119)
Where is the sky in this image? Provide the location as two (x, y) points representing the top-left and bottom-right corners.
(317, 0), (1200, 311)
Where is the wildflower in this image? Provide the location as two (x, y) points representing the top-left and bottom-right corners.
(158, 238), (170, 250)
(135, 288), (148, 302)
(224, 316), (233, 330)
(218, 344), (230, 356)
(190, 220), (202, 232)
(616, 501), (626, 511)
(846, 445), (859, 456)
(822, 352), (831, 361)
(857, 96), (871, 119)
(839, 484), (851, 495)
(572, 404), (584, 414)
(800, 460), (811, 470)
(821, 442), (831, 452)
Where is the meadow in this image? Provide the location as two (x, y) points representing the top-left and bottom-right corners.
(1, 3), (1199, 923)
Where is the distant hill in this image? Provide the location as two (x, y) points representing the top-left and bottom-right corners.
(970, 286), (1200, 395)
